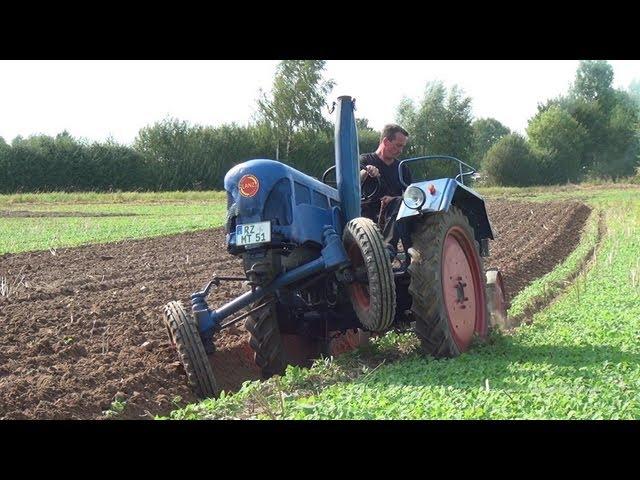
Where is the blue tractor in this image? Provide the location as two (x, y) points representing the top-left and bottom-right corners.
(162, 96), (507, 398)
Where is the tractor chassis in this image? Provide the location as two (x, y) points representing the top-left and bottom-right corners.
(188, 225), (350, 352)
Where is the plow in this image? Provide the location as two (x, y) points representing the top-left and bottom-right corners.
(162, 96), (507, 398)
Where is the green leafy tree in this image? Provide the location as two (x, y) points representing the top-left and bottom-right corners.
(483, 133), (539, 186)
(527, 106), (588, 183)
(396, 81), (474, 179)
(594, 92), (640, 178)
(628, 79), (640, 110)
(396, 97), (417, 135)
(355, 117), (375, 132)
(0, 137), (9, 192)
(445, 85), (474, 160)
(561, 97), (608, 170)
(573, 60), (614, 104)
(255, 60), (335, 160)
(135, 118), (264, 190)
(530, 61), (639, 181)
(569, 65), (639, 178)
(471, 118), (511, 169)
(358, 129), (381, 158)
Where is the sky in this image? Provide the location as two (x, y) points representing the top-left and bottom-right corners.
(1, 60), (639, 146)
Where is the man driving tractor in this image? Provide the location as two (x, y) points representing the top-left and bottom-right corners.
(359, 124), (413, 266)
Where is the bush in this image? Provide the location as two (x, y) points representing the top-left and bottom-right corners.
(483, 134), (539, 186)
(526, 106), (587, 184)
(0, 120), (384, 193)
(0, 134), (156, 193)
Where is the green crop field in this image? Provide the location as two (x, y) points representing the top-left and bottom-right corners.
(0, 191), (228, 255)
(2, 186), (638, 419)
(161, 186), (640, 420)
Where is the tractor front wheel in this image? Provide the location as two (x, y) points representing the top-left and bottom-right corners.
(163, 301), (219, 399)
(343, 217), (396, 332)
(407, 207), (487, 357)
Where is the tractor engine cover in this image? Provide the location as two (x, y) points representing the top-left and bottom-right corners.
(224, 159), (343, 253)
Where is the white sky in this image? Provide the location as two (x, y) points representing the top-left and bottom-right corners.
(1, 60), (638, 146)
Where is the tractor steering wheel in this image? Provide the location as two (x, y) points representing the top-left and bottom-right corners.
(360, 173), (381, 201)
(321, 165), (381, 202)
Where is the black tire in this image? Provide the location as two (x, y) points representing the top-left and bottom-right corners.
(245, 297), (288, 378)
(342, 217), (396, 332)
(245, 244), (327, 378)
(407, 206), (487, 358)
(163, 301), (219, 399)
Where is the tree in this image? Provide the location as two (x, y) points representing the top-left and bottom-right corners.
(483, 134), (539, 186)
(445, 85), (474, 161)
(527, 106), (588, 183)
(572, 60), (614, 104)
(471, 118), (511, 168)
(529, 61), (639, 181)
(629, 79), (640, 110)
(395, 97), (417, 134)
(560, 97), (608, 170)
(395, 81), (474, 179)
(255, 60), (335, 160)
(355, 117), (375, 132)
(134, 118), (264, 190)
(595, 91), (640, 178)
(0, 137), (9, 192)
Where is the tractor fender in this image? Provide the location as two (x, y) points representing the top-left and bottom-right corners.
(396, 178), (494, 244)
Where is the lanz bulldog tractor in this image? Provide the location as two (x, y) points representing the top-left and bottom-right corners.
(162, 96), (507, 398)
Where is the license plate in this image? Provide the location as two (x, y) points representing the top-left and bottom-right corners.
(235, 221), (271, 246)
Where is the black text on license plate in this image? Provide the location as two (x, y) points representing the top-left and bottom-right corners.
(236, 221), (271, 246)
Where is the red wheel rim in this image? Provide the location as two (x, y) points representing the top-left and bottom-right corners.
(347, 242), (370, 310)
(441, 226), (486, 351)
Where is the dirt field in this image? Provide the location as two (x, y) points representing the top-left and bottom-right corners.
(0, 199), (591, 419)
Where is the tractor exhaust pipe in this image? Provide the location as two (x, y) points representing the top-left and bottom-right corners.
(334, 95), (361, 223)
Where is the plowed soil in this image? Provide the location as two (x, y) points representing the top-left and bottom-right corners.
(0, 199), (591, 419)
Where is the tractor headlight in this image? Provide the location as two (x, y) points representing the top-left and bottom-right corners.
(403, 186), (426, 210)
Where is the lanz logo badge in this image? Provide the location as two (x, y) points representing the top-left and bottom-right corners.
(239, 175), (259, 197)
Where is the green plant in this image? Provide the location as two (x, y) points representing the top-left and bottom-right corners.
(103, 399), (126, 418)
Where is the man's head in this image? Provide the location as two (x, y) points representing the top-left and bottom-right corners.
(378, 124), (409, 163)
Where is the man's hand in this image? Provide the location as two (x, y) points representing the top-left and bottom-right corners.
(360, 165), (380, 181)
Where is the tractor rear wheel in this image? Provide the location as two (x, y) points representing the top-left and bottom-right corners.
(163, 301), (219, 399)
(343, 217), (396, 332)
(407, 207), (487, 358)
(245, 297), (323, 378)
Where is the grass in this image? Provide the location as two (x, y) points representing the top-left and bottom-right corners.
(2, 186), (638, 419)
(477, 182), (640, 203)
(164, 185), (640, 420)
(0, 190), (228, 206)
(0, 192), (228, 254)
